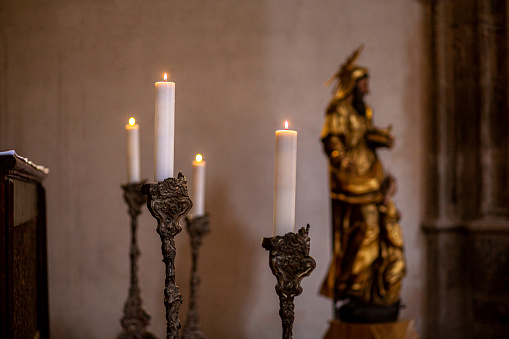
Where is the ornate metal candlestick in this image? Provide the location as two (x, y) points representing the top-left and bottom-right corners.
(117, 182), (157, 339)
(181, 214), (210, 339)
(142, 173), (193, 339)
(262, 225), (316, 339)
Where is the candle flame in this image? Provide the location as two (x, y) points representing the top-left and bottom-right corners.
(163, 73), (168, 81)
(284, 121), (289, 130)
(129, 117), (136, 125)
(195, 154), (203, 163)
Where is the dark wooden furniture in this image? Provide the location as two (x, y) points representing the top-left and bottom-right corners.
(0, 152), (49, 339)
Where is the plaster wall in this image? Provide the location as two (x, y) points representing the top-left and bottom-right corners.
(0, 1), (426, 338)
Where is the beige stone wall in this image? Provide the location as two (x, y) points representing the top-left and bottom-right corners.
(0, 1), (426, 338)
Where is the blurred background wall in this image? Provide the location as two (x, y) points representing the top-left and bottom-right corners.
(0, 1), (426, 338)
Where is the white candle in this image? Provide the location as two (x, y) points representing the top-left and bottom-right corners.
(125, 117), (141, 183)
(273, 121), (297, 236)
(192, 154), (206, 217)
(154, 73), (175, 181)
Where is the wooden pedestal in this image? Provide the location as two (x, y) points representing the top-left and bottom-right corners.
(323, 320), (419, 339)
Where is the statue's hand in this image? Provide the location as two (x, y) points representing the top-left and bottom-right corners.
(340, 157), (355, 171)
(387, 134), (395, 148)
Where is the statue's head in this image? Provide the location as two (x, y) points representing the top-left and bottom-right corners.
(326, 46), (369, 100)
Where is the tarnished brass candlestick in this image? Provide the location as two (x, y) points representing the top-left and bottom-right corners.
(181, 214), (210, 339)
(117, 182), (157, 339)
(142, 173), (192, 339)
(262, 225), (316, 339)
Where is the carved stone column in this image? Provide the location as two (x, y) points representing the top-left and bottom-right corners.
(423, 1), (509, 338)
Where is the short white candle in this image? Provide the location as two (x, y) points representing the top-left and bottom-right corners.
(154, 73), (175, 181)
(192, 154), (206, 217)
(125, 117), (141, 183)
(273, 121), (297, 236)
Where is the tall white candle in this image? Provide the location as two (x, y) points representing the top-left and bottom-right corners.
(154, 73), (175, 181)
(125, 117), (141, 183)
(273, 121), (297, 236)
(192, 154), (206, 217)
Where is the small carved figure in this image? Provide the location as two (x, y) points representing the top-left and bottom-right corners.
(320, 46), (406, 323)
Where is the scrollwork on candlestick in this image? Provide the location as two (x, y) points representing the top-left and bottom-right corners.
(181, 214), (210, 339)
(117, 181), (157, 339)
(142, 173), (192, 339)
(262, 225), (316, 339)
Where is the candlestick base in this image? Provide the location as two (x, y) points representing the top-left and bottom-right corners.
(262, 225), (316, 339)
(181, 214), (210, 339)
(142, 173), (192, 339)
(117, 182), (158, 339)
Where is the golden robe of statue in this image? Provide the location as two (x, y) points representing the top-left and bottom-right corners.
(320, 47), (406, 317)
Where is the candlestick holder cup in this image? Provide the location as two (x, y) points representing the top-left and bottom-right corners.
(142, 173), (193, 339)
(262, 225), (316, 339)
(117, 181), (157, 339)
(181, 214), (210, 339)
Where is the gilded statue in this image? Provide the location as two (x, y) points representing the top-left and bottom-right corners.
(320, 46), (406, 322)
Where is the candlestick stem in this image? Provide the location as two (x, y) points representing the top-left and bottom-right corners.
(117, 182), (157, 339)
(142, 173), (192, 339)
(181, 214), (210, 339)
(262, 225), (316, 339)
